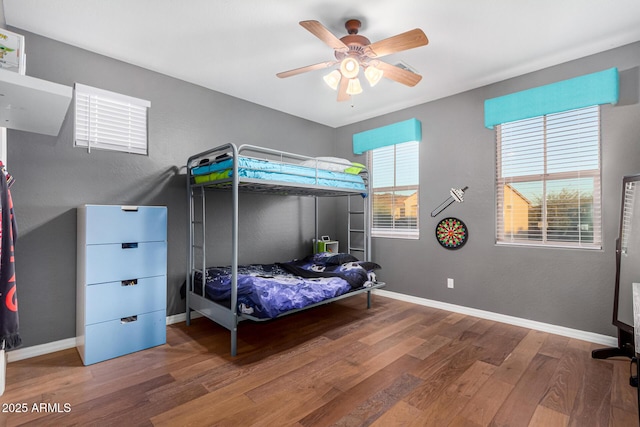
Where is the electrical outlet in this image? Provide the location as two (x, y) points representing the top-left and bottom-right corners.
(447, 278), (454, 289)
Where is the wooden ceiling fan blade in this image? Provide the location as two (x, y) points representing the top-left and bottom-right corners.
(300, 20), (349, 52)
(376, 61), (423, 87)
(276, 61), (337, 78)
(337, 76), (350, 102)
(367, 29), (428, 58)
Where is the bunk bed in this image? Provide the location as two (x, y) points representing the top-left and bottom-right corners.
(185, 143), (385, 356)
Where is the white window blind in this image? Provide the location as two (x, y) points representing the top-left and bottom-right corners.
(621, 181), (636, 254)
(74, 83), (150, 155)
(369, 141), (419, 239)
(496, 105), (601, 248)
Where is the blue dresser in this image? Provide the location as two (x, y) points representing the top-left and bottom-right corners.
(76, 205), (167, 365)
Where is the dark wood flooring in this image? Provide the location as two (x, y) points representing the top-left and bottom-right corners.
(0, 294), (638, 426)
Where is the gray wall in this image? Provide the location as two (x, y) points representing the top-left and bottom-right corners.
(7, 27), (640, 349)
(8, 30), (337, 347)
(334, 42), (640, 337)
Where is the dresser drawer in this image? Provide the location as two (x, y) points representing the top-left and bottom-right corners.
(85, 276), (166, 325)
(85, 241), (166, 284)
(81, 310), (166, 365)
(82, 205), (167, 244)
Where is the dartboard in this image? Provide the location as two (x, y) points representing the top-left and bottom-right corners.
(435, 217), (468, 250)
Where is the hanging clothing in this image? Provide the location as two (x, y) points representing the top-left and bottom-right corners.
(0, 162), (20, 350)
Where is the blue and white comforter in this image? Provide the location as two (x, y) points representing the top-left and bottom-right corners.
(194, 253), (380, 319)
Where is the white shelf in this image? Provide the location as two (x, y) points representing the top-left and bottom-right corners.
(0, 69), (72, 136)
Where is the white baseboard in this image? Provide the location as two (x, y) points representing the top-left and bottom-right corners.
(7, 312), (203, 363)
(6, 294), (618, 363)
(374, 289), (618, 347)
(166, 311), (201, 325)
(7, 337), (77, 363)
(0, 349), (5, 396)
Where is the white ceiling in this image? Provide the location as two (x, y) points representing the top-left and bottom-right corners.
(4, 0), (640, 128)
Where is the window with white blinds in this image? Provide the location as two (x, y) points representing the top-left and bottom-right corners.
(368, 140), (419, 239)
(74, 83), (150, 155)
(621, 181), (636, 254)
(496, 105), (601, 248)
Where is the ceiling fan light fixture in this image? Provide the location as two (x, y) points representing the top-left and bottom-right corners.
(339, 57), (360, 79)
(323, 70), (341, 90)
(346, 77), (363, 95)
(277, 20), (428, 102)
(364, 65), (384, 87)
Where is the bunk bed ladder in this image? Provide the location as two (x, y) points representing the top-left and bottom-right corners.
(348, 193), (375, 309)
(187, 185), (207, 326)
(186, 143), (240, 357)
(347, 194), (370, 261)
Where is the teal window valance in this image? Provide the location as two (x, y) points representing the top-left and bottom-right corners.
(353, 118), (421, 154)
(484, 67), (619, 129)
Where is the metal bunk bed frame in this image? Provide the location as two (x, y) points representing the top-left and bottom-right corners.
(185, 143), (384, 356)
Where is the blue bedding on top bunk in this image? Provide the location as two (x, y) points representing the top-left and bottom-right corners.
(191, 156), (366, 191)
(193, 253), (380, 319)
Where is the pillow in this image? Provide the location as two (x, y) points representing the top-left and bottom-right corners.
(306, 252), (359, 265)
(347, 261), (381, 271)
(300, 157), (353, 172)
(344, 162), (366, 175)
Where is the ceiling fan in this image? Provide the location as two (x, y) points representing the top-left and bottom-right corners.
(276, 19), (429, 101)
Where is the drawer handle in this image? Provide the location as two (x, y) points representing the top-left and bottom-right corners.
(121, 279), (138, 287)
(122, 242), (138, 249)
(121, 206), (139, 212)
(121, 316), (138, 324)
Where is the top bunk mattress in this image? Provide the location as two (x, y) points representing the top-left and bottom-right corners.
(190, 155), (367, 194)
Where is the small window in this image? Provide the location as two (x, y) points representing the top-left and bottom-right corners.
(74, 83), (150, 155)
(496, 105), (601, 249)
(368, 141), (419, 239)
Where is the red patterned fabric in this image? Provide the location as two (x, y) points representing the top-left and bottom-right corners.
(0, 163), (19, 350)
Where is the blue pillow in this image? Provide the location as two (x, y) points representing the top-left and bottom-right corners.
(306, 252), (360, 265)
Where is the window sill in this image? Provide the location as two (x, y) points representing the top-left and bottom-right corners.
(372, 230), (420, 240)
(495, 241), (602, 251)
